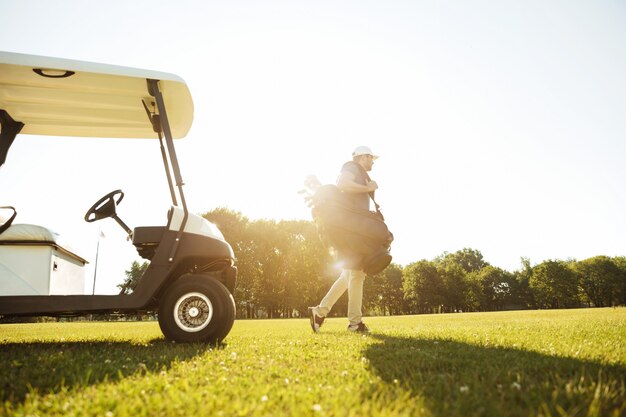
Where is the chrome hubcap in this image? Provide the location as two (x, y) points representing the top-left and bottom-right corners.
(173, 292), (213, 332)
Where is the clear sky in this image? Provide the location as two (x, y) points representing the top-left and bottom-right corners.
(1, 0), (625, 294)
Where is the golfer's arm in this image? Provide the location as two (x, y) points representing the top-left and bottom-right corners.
(336, 172), (373, 194)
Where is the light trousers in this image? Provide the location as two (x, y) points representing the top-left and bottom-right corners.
(315, 269), (366, 326)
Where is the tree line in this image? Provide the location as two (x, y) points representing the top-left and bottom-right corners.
(124, 208), (626, 318)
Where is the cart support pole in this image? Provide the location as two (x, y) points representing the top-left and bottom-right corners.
(147, 79), (188, 263)
(142, 97), (178, 206)
(158, 132), (178, 207)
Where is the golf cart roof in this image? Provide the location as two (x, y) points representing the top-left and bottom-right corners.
(0, 51), (193, 139)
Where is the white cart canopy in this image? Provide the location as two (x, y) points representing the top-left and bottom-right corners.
(0, 51), (193, 139)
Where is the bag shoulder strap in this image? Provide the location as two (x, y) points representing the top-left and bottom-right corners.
(347, 162), (384, 219)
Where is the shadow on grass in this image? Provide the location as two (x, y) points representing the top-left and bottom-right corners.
(0, 339), (222, 404)
(364, 334), (626, 417)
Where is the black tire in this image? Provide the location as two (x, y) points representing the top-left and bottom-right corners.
(158, 274), (236, 343)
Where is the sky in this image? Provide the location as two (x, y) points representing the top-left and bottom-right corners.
(1, 0), (625, 294)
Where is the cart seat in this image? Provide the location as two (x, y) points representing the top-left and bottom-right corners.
(132, 226), (165, 260)
(0, 223), (60, 243)
(0, 223), (85, 263)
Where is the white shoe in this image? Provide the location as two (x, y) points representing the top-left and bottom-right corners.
(347, 322), (369, 333)
(308, 307), (325, 333)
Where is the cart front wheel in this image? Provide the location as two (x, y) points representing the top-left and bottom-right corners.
(173, 291), (213, 332)
(158, 274), (235, 343)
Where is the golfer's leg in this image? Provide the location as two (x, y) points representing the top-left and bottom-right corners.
(316, 270), (349, 317)
(347, 269), (366, 326)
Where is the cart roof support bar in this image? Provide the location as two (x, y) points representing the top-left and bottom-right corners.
(142, 96), (178, 207)
(0, 110), (25, 168)
(148, 79), (188, 262)
(158, 131), (179, 207)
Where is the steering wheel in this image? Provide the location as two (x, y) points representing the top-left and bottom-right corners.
(84, 190), (124, 223)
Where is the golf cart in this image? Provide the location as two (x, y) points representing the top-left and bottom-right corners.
(0, 51), (237, 343)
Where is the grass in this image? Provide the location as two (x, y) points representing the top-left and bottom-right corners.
(1, 308), (625, 417)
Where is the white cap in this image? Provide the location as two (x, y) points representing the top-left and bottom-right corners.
(352, 145), (379, 159)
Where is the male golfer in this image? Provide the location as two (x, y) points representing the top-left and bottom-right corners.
(309, 146), (379, 333)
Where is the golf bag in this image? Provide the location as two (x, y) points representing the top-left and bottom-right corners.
(309, 184), (393, 275)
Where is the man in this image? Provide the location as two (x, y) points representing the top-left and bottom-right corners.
(309, 145), (379, 333)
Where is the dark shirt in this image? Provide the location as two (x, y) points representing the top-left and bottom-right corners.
(340, 161), (370, 211)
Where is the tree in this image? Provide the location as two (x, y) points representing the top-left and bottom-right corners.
(199, 206), (625, 317)
(437, 248), (488, 274)
(439, 261), (470, 312)
(364, 263), (405, 315)
(613, 256), (626, 306)
(259, 219), (330, 318)
(280, 220), (333, 316)
(245, 219), (284, 318)
(573, 256), (622, 307)
(203, 208), (333, 319)
(403, 260), (444, 314)
(468, 265), (515, 311)
(511, 257), (535, 309)
(529, 260), (579, 309)
(118, 260), (149, 294)
(203, 208), (258, 318)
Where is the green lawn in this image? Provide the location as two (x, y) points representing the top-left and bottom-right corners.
(1, 308), (625, 417)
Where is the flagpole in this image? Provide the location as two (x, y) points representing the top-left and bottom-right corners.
(92, 229), (102, 295)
